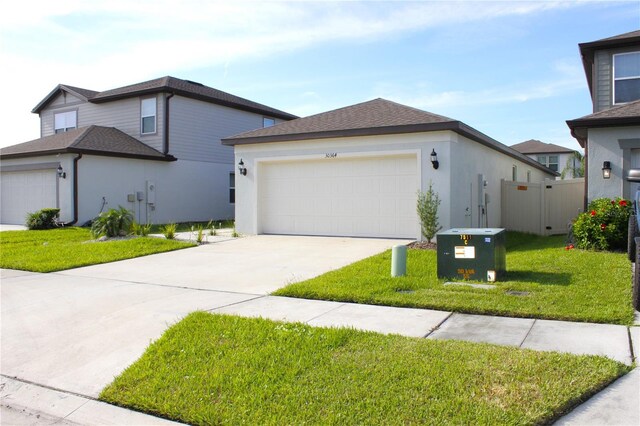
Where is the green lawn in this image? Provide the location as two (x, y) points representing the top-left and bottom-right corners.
(0, 227), (195, 272)
(100, 312), (629, 425)
(274, 233), (634, 325)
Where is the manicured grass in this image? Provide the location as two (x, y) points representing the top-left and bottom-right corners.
(0, 227), (195, 272)
(275, 233), (634, 325)
(100, 312), (629, 425)
(149, 219), (234, 233)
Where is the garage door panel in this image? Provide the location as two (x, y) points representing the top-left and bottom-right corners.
(1, 170), (58, 225)
(259, 155), (419, 238)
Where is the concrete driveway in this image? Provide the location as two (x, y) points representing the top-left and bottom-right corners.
(1, 235), (406, 397)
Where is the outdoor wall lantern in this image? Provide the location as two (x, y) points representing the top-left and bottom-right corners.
(238, 159), (247, 176)
(430, 149), (439, 170)
(56, 165), (66, 179)
(602, 161), (611, 179)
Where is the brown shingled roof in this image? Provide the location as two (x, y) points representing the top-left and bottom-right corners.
(0, 126), (175, 161)
(223, 98), (456, 144)
(32, 76), (297, 121)
(511, 139), (576, 154)
(222, 98), (558, 176)
(566, 99), (640, 147)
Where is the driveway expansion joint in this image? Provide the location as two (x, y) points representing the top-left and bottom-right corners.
(422, 311), (454, 338)
(518, 318), (537, 348)
(304, 302), (347, 324)
(1, 374), (97, 403)
(208, 295), (267, 312)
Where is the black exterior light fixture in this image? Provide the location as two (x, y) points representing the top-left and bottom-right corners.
(430, 149), (439, 170)
(56, 165), (66, 179)
(602, 161), (611, 179)
(238, 159), (247, 176)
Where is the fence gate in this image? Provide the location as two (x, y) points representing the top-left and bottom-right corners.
(501, 178), (584, 236)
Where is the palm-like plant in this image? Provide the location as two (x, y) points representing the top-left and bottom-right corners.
(561, 151), (585, 179)
(91, 206), (134, 238)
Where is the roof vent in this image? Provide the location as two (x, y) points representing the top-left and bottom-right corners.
(184, 80), (204, 87)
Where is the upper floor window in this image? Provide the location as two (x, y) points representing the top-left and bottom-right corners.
(614, 52), (640, 104)
(54, 111), (77, 133)
(536, 155), (559, 172)
(141, 98), (157, 134)
(263, 117), (275, 128)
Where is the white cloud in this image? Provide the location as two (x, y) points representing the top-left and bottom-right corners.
(0, 0), (587, 146)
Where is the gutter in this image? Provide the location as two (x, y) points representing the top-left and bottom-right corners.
(164, 93), (174, 155)
(62, 153), (82, 226)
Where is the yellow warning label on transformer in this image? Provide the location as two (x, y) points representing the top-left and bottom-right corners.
(454, 246), (475, 259)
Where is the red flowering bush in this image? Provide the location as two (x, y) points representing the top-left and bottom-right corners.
(572, 197), (632, 250)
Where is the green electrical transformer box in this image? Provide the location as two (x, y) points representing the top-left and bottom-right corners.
(436, 228), (506, 282)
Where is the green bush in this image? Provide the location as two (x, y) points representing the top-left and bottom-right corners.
(91, 206), (134, 238)
(25, 208), (60, 230)
(162, 223), (177, 239)
(572, 197), (632, 251)
(131, 222), (152, 237)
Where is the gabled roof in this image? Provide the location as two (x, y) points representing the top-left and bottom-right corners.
(579, 30), (640, 98)
(566, 99), (640, 147)
(0, 126), (176, 161)
(32, 76), (297, 120)
(223, 98), (558, 176)
(511, 139), (577, 155)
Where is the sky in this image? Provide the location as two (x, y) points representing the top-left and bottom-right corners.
(1, 0), (639, 151)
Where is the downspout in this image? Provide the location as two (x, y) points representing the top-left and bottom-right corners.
(62, 153), (82, 226)
(164, 92), (174, 155)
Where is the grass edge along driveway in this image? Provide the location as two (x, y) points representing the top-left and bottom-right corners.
(274, 232), (634, 325)
(100, 312), (630, 426)
(0, 227), (195, 272)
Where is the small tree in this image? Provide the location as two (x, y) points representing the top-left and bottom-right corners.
(560, 151), (585, 179)
(417, 182), (442, 243)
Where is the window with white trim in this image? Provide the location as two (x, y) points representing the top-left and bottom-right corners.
(614, 52), (640, 104)
(54, 111), (77, 133)
(141, 97), (157, 134)
(536, 155), (559, 172)
(263, 117), (275, 128)
(526, 170), (531, 183)
(512, 165), (517, 181)
(229, 173), (235, 204)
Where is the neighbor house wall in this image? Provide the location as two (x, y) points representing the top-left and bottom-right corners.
(593, 46), (640, 112)
(524, 152), (578, 178)
(39, 93), (165, 152)
(168, 96), (282, 163)
(586, 126), (640, 202)
(76, 156), (235, 225)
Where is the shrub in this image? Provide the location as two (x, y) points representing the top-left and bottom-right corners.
(572, 197), (632, 251)
(91, 206), (134, 238)
(25, 208), (60, 230)
(162, 223), (177, 240)
(196, 225), (204, 244)
(131, 222), (152, 237)
(416, 182), (442, 243)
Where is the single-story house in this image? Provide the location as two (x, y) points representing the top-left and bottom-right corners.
(567, 30), (640, 203)
(222, 98), (557, 239)
(0, 76), (296, 225)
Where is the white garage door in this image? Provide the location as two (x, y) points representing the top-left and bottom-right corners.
(1, 170), (58, 225)
(259, 154), (419, 238)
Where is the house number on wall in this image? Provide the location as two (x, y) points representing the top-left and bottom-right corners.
(325, 153), (338, 158)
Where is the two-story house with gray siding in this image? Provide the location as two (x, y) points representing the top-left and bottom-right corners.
(0, 76), (296, 225)
(567, 30), (640, 204)
(510, 139), (582, 179)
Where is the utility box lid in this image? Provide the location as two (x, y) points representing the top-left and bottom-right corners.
(437, 228), (506, 282)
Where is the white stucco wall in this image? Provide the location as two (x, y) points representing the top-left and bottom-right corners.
(586, 126), (640, 202)
(232, 131), (554, 237)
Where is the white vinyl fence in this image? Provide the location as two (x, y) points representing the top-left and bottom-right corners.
(501, 178), (585, 236)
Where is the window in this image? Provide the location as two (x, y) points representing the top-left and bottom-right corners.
(512, 165), (517, 181)
(263, 117), (275, 128)
(54, 111), (77, 133)
(536, 155), (559, 172)
(526, 170), (531, 183)
(614, 52), (640, 104)
(229, 173), (235, 204)
(141, 98), (156, 134)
